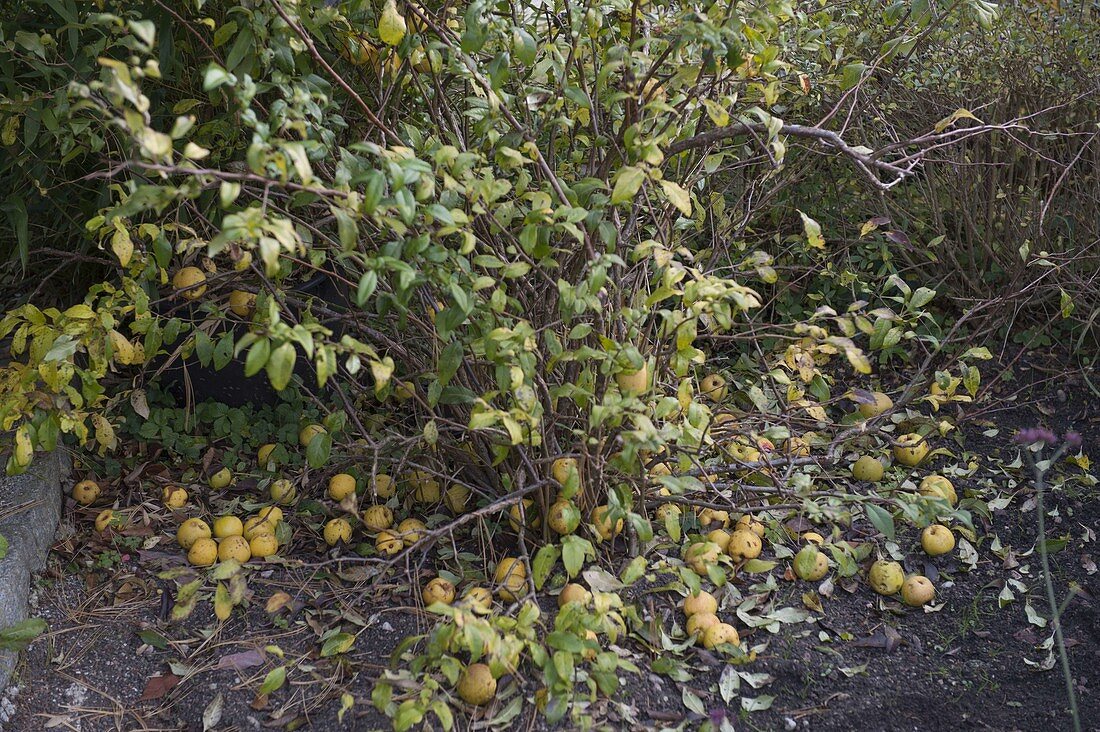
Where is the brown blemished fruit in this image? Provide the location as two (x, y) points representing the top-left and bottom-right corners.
(551, 457), (580, 485)
(725, 529), (762, 562)
(700, 373), (728, 402)
(249, 532), (278, 558)
(456, 663), (497, 705)
(243, 515), (275, 541)
(270, 478), (296, 504)
(921, 524), (956, 556)
(328, 473), (357, 501)
(894, 433), (930, 466)
(851, 455), (885, 482)
(172, 266), (207, 300)
(868, 560), (905, 596)
(228, 289), (255, 318)
(362, 505), (394, 532)
(784, 436), (811, 457)
(94, 509), (117, 533)
(701, 622), (741, 649)
(299, 423), (326, 447)
(558, 583), (591, 608)
(213, 516), (243, 539)
(548, 500), (581, 535)
(422, 577), (456, 605)
(375, 530), (403, 555)
(590, 505), (623, 541)
(162, 485), (188, 509)
(682, 590), (718, 617)
(901, 575), (935, 606)
(697, 508), (730, 529)
(323, 518), (353, 546)
(686, 612), (721, 640)
(919, 475), (957, 506)
(857, 391), (893, 418)
(494, 557), (527, 601)
(737, 514), (765, 538)
(218, 535), (252, 563)
(209, 467), (233, 490)
(72, 479), (101, 505)
(188, 537), (218, 566)
(177, 518), (212, 549)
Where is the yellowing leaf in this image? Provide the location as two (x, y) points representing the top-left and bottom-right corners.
(214, 581), (232, 621)
(659, 179), (692, 216)
(611, 165), (646, 205)
(1067, 453), (1090, 470)
(379, 0), (407, 47)
(798, 210), (825, 249)
(934, 108), (980, 133)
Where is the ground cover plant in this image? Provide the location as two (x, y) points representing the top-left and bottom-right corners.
(0, 0), (1097, 729)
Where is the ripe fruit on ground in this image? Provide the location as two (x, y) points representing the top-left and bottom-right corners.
(410, 472), (441, 503)
(785, 436), (811, 457)
(328, 474), (357, 501)
(648, 461), (672, 478)
(172, 267), (207, 300)
(697, 508), (730, 529)
(683, 541), (723, 575)
(558, 583), (591, 608)
(921, 524), (956, 556)
(218, 535), (252, 563)
(725, 529), (762, 562)
(270, 478), (296, 504)
(324, 518), (353, 546)
(188, 537), (218, 566)
(243, 515), (275, 540)
(72, 480), (101, 505)
(655, 503), (681, 523)
(901, 575), (935, 606)
(868, 560), (905, 596)
(444, 485), (470, 514)
(857, 391), (893, 418)
(94, 509), (117, 533)
(851, 455), (885, 482)
(397, 518), (425, 543)
(257, 443), (278, 469)
(702, 622), (741, 650)
(548, 500), (581, 534)
(375, 530), (403, 555)
(707, 529), (731, 551)
(370, 474), (396, 498)
(508, 499), (538, 532)
(615, 362), (650, 395)
(228, 289), (255, 318)
(727, 439), (760, 463)
(687, 612), (721, 640)
(462, 587), (493, 614)
(249, 533), (278, 558)
(793, 545), (829, 581)
(213, 516), (243, 539)
(422, 577), (456, 605)
(551, 457), (580, 485)
(177, 518), (212, 549)
(209, 467), (233, 490)
(590, 505), (623, 541)
(362, 505), (394, 532)
(257, 505), (283, 525)
(494, 557), (527, 601)
(802, 531), (825, 545)
(920, 475), (957, 506)
(162, 485), (188, 509)
(894, 433), (929, 466)
(737, 515), (765, 538)
(299, 423), (326, 447)
(457, 663), (497, 706)
(700, 373), (728, 402)
(683, 590), (718, 617)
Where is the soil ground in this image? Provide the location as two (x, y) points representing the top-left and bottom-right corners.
(3, 353), (1099, 732)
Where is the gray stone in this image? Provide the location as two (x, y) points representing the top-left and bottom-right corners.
(0, 451), (68, 691)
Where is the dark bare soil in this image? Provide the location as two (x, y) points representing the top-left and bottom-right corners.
(4, 355), (1099, 732)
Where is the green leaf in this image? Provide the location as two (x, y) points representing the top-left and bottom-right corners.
(611, 166), (646, 205)
(865, 503), (895, 540)
(532, 544), (561, 590)
(321, 632), (356, 657)
(0, 618), (46, 652)
(258, 666), (286, 696)
(797, 210), (825, 249)
(244, 338), (270, 377)
(266, 343), (296, 391)
(306, 432), (332, 469)
(0, 532), (7, 560)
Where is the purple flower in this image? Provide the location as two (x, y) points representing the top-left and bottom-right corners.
(1064, 432), (1083, 449)
(1013, 427), (1058, 445)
